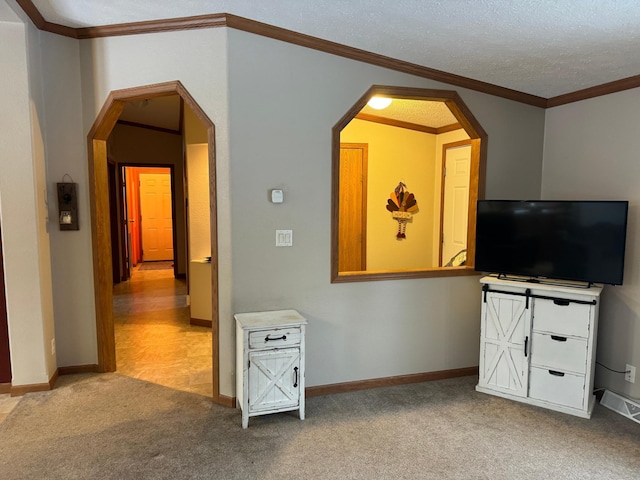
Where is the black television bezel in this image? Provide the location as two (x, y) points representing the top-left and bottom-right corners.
(474, 200), (629, 286)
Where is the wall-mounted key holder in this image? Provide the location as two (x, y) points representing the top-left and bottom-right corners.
(57, 182), (79, 231)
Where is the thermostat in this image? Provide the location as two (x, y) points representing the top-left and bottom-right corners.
(271, 189), (284, 203)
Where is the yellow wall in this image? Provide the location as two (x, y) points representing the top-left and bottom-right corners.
(184, 103), (208, 145)
(341, 119), (437, 270)
(184, 104), (211, 260)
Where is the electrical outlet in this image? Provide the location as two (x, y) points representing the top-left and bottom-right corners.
(51, 338), (56, 356)
(625, 364), (636, 383)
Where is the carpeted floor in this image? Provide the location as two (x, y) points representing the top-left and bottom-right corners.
(0, 374), (639, 479)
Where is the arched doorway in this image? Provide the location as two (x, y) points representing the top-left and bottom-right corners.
(87, 81), (223, 404)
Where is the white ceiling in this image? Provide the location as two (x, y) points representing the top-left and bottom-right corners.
(29, 0), (640, 99)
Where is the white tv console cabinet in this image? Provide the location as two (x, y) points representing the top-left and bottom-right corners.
(476, 276), (602, 418)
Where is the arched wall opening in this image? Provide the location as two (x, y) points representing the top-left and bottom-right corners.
(87, 80), (223, 404)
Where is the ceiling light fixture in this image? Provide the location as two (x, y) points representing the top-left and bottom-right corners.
(367, 96), (392, 110)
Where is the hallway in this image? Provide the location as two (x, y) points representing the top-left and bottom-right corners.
(113, 265), (213, 397)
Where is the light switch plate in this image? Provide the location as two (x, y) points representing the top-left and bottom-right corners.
(276, 229), (293, 247)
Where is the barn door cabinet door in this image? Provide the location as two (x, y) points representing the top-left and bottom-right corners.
(235, 310), (307, 429)
(248, 348), (300, 413)
(478, 291), (531, 398)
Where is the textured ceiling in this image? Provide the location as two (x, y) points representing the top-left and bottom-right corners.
(28, 0), (640, 98)
(361, 99), (458, 128)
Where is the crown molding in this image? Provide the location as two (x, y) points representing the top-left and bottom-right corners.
(75, 13), (227, 39)
(14, 0), (640, 108)
(546, 73), (640, 108)
(14, 1), (545, 107)
(223, 14), (546, 108)
(116, 119), (181, 136)
(355, 112), (439, 133)
(15, 0), (77, 37)
(354, 113), (461, 135)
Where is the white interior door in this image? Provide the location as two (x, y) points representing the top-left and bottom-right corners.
(442, 144), (471, 265)
(140, 173), (173, 261)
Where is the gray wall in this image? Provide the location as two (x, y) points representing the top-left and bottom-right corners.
(4, 14), (547, 394)
(543, 89), (640, 398)
(41, 30), (97, 369)
(227, 29), (546, 388)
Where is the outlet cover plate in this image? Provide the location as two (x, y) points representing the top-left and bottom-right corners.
(625, 364), (636, 383)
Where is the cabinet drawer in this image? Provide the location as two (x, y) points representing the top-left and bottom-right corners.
(533, 298), (591, 338)
(528, 366), (585, 410)
(249, 327), (301, 349)
(530, 333), (587, 375)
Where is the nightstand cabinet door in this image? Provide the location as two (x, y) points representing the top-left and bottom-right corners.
(248, 348), (301, 413)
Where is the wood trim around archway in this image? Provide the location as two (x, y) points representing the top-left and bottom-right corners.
(87, 80), (223, 404)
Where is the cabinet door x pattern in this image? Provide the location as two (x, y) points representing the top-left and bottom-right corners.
(248, 348), (300, 413)
(480, 292), (531, 398)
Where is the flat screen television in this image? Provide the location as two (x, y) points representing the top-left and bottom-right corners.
(475, 200), (629, 285)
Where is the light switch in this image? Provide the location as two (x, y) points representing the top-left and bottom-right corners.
(276, 229), (293, 247)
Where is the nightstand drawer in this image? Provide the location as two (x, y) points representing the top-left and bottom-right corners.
(529, 366), (585, 409)
(249, 327), (301, 349)
(533, 298), (591, 338)
(530, 333), (588, 375)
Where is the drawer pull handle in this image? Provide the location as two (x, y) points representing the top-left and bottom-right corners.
(524, 336), (528, 357)
(265, 334), (287, 342)
(553, 299), (570, 306)
(549, 370), (565, 377)
(293, 366), (299, 388)
(551, 335), (567, 342)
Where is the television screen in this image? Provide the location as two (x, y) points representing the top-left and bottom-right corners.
(475, 200), (629, 285)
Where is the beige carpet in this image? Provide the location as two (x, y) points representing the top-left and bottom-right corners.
(1, 374), (639, 479)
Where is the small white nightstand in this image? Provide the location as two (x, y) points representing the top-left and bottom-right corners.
(235, 309), (307, 428)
